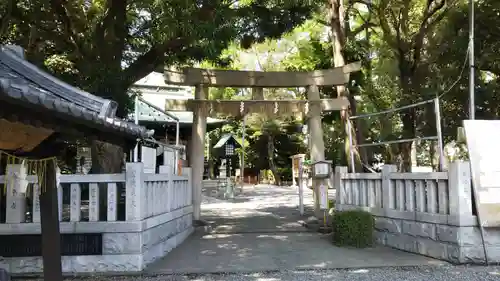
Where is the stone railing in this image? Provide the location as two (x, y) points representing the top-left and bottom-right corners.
(0, 162), (193, 274)
(335, 162), (500, 264)
(0, 163), (191, 223)
(202, 178), (239, 199)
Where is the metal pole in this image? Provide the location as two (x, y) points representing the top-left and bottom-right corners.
(241, 115), (246, 191)
(133, 95), (139, 162)
(175, 121), (180, 146)
(347, 118), (356, 173)
(468, 1), (488, 264)
(298, 157), (304, 215)
(175, 121), (180, 174)
(356, 136), (438, 148)
(469, 0), (475, 119)
(350, 99), (433, 120)
(434, 98), (445, 171)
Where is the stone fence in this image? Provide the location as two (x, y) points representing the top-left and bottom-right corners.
(0, 162), (193, 274)
(335, 161), (500, 264)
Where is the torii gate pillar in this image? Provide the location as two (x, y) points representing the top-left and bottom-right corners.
(190, 84), (207, 221)
(307, 84), (327, 218)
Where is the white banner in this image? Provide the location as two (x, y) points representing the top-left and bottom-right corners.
(464, 120), (500, 227)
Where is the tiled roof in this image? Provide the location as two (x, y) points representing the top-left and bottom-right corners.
(0, 46), (149, 139)
(213, 133), (241, 148)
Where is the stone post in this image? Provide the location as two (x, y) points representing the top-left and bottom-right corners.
(334, 166), (348, 207)
(382, 165), (397, 209)
(182, 167), (193, 209)
(141, 146), (157, 174)
(5, 164), (28, 223)
(307, 85), (327, 218)
(190, 84), (208, 221)
(448, 161), (474, 225)
(125, 162), (144, 221)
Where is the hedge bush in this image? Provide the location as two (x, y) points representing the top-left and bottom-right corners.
(332, 210), (374, 248)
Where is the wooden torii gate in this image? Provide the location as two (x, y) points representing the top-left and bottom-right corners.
(164, 62), (361, 219)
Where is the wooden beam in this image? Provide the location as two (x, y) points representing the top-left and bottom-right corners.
(164, 62), (362, 87)
(166, 98), (350, 112)
(39, 159), (63, 281)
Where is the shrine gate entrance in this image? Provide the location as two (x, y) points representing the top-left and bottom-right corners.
(163, 63), (361, 220)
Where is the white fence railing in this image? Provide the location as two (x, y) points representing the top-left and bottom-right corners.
(335, 161), (474, 224)
(0, 162), (192, 224)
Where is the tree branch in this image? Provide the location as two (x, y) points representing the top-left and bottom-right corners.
(376, 0), (399, 49)
(96, 0), (128, 64)
(351, 21), (376, 37)
(350, 8), (375, 37)
(121, 37), (189, 89)
(49, 0), (85, 58)
(411, 0), (450, 71)
(0, 0), (15, 41)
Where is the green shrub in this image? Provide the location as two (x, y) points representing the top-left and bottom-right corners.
(328, 199), (335, 209)
(332, 210), (374, 248)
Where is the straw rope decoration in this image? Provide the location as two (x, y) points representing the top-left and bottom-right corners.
(0, 150), (56, 195)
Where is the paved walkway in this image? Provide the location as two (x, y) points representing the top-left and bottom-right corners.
(145, 184), (446, 274)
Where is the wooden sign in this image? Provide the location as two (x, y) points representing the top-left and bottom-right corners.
(293, 158), (299, 174)
(464, 120), (500, 227)
(319, 184), (328, 210)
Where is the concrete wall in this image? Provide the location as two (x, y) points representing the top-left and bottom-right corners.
(0, 163), (194, 274)
(1, 206), (194, 274)
(335, 162), (500, 264)
(374, 216), (500, 263)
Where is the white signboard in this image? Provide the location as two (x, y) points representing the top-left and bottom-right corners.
(464, 120), (500, 227)
(314, 162), (329, 177)
(141, 146), (157, 174)
(319, 184), (328, 210)
(298, 157), (304, 215)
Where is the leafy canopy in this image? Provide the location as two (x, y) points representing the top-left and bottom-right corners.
(1, 0), (316, 116)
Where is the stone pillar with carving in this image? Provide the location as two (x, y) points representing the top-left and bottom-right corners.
(125, 162), (144, 221)
(189, 84), (208, 221)
(5, 164), (28, 223)
(307, 85), (327, 219)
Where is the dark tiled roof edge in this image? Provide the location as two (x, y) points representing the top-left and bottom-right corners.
(0, 73), (149, 139)
(0, 46), (115, 117)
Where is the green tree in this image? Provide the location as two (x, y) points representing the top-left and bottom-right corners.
(427, 0), (500, 138)
(1, 0), (316, 172)
(366, 0), (460, 170)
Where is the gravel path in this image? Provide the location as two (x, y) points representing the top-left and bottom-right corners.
(16, 266), (500, 281)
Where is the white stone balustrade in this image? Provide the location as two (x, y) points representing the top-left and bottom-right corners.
(335, 162), (500, 264)
(335, 164), (464, 222)
(0, 162), (194, 274)
(0, 163), (192, 223)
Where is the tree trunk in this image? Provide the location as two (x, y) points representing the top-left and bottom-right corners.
(90, 140), (124, 173)
(400, 108), (416, 172)
(397, 57), (418, 172)
(329, 0), (365, 171)
(90, 140), (124, 220)
(429, 142), (435, 169)
(267, 135), (280, 185)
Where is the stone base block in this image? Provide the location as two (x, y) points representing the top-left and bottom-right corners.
(373, 219), (500, 264)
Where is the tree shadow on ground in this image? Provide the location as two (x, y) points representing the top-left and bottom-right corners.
(145, 225), (444, 275)
(203, 204), (315, 234)
(145, 185), (444, 275)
